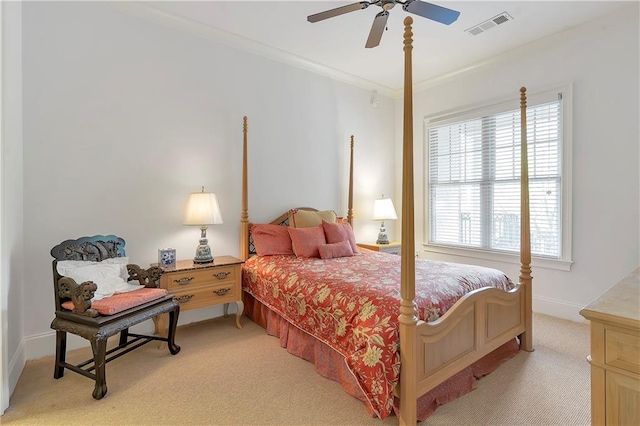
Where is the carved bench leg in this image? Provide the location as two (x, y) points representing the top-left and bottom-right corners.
(91, 337), (108, 400)
(167, 307), (181, 355)
(54, 330), (67, 379)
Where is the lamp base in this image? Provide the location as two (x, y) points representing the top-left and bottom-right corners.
(193, 226), (214, 264)
(376, 221), (390, 245)
(193, 245), (214, 264)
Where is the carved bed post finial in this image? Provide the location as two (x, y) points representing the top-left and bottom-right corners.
(241, 116), (249, 261)
(398, 15), (418, 426)
(348, 135), (354, 226)
(519, 88), (534, 352)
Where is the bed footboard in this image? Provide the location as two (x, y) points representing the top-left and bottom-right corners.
(413, 284), (526, 397)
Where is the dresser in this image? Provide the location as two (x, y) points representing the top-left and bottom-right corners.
(155, 256), (244, 335)
(579, 267), (640, 426)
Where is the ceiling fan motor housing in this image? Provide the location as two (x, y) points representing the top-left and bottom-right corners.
(380, 0), (397, 11)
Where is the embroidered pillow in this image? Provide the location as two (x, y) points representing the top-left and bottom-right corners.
(251, 223), (294, 256)
(318, 240), (354, 259)
(289, 209), (337, 228)
(322, 220), (358, 254)
(287, 225), (326, 258)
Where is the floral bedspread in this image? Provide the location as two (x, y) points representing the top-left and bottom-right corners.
(242, 251), (514, 419)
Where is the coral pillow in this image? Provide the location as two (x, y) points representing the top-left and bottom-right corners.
(288, 225), (326, 258)
(322, 220), (358, 254)
(318, 240), (354, 259)
(62, 288), (168, 316)
(289, 209), (337, 228)
(251, 224), (294, 256)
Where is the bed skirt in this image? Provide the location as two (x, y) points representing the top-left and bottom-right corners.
(243, 291), (520, 421)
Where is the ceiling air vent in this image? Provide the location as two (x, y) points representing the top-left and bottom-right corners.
(465, 12), (513, 36)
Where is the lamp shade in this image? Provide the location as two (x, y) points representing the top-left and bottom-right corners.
(183, 191), (223, 226)
(373, 198), (398, 221)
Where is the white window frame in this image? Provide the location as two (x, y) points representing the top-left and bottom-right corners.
(423, 85), (573, 271)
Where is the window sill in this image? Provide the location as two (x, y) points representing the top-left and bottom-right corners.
(421, 244), (573, 272)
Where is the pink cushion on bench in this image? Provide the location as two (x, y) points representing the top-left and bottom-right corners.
(62, 288), (169, 315)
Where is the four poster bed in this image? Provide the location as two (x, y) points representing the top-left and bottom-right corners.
(239, 18), (533, 425)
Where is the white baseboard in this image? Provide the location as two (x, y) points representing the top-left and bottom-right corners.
(7, 338), (25, 400)
(533, 295), (587, 323)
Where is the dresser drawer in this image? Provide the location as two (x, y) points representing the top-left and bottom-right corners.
(162, 265), (237, 292)
(172, 280), (239, 309)
(605, 327), (640, 374)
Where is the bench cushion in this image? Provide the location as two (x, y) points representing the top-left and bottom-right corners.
(62, 288), (169, 315)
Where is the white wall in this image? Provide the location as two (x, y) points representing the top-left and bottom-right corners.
(405, 4), (639, 322)
(18, 1), (395, 361)
(1, 0), (24, 412)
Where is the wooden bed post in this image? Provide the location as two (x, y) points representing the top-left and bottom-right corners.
(398, 16), (418, 426)
(519, 89), (534, 351)
(240, 116), (249, 262)
(347, 135), (354, 226)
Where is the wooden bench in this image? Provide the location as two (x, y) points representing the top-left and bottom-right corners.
(50, 235), (181, 399)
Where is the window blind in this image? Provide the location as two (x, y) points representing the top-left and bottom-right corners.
(427, 99), (562, 258)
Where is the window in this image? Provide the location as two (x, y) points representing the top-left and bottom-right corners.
(425, 88), (572, 270)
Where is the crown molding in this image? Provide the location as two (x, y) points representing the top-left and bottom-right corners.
(105, 2), (631, 100)
(107, 1), (396, 97)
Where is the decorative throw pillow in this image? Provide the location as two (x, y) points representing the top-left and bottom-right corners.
(287, 225), (327, 258)
(318, 240), (354, 259)
(251, 223), (294, 256)
(288, 209), (337, 228)
(322, 220), (358, 254)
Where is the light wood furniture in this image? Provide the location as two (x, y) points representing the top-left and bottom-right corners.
(357, 241), (401, 255)
(239, 18), (532, 425)
(156, 257), (244, 333)
(580, 268), (640, 426)
(50, 235), (180, 400)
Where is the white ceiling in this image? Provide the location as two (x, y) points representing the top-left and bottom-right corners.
(141, 1), (626, 93)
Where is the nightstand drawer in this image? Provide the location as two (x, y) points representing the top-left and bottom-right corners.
(162, 265), (237, 292)
(172, 281), (238, 309)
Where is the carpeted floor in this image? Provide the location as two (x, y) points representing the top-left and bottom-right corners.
(1, 313), (590, 425)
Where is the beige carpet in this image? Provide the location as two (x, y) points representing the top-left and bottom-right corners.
(1, 313), (590, 425)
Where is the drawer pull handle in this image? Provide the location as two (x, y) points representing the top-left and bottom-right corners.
(213, 288), (230, 296)
(174, 277), (194, 285)
(214, 272), (230, 280)
(175, 294), (194, 303)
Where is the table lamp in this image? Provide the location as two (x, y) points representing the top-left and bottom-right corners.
(183, 187), (223, 264)
(373, 196), (397, 245)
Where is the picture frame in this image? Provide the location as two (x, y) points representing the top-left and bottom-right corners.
(158, 248), (177, 268)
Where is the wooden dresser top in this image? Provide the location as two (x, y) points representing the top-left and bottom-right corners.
(580, 267), (640, 328)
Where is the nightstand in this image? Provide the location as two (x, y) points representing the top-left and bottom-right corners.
(155, 256), (244, 334)
(357, 242), (402, 256)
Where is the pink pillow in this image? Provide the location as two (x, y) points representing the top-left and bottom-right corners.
(318, 240), (354, 259)
(287, 225), (326, 258)
(322, 220), (358, 254)
(62, 288), (168, 316)
(251, 224), (294, 256)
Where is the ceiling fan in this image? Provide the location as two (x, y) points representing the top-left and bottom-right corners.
(307, 0), (460, 48)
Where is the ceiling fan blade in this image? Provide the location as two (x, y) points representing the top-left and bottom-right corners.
(307, 2), (371, 23)
(365, 11), (389, 48)
(402, 0), (460, 25)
